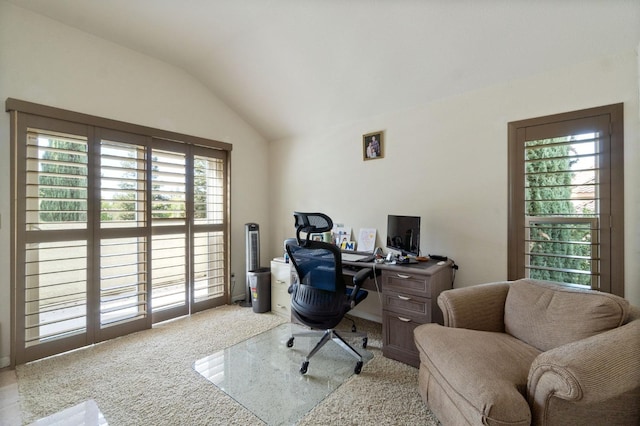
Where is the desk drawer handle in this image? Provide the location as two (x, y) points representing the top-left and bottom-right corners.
(398, 317), (411, 322)
(397, 295), (411, 301)
(396, 274), (411, 279)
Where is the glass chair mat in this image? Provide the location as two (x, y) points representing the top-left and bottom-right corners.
(193, 322), (373, 425)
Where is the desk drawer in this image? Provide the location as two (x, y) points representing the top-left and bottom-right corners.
(383, 271), (431, 297)
(270, 261), (292, 319)
(271, 262), (291, 284)
(271, 287), (291, 318)
(382, 310), (423, 367)
(383, 290), (431, 320)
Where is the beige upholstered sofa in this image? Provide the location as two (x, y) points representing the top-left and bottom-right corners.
(413, 278), (640, 426)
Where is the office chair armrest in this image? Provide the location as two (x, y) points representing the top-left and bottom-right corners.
(352, 266), (374, 286)
(350, 267), (375, 301)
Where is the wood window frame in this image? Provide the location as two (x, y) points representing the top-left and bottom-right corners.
(508, 103), (624, 296)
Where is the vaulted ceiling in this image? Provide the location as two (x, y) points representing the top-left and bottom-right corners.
(7, 0), (640, 141)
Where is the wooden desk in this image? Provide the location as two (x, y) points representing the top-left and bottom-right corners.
(342, 259), (454, 367)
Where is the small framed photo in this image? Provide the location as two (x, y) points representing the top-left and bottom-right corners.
(310, 233), (324, 241)
(363, 130), (384, 161)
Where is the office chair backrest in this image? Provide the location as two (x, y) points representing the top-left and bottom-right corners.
(287, 240), (343, 292)
(292, 212), (333, 246)
(288, 212), (342, 291)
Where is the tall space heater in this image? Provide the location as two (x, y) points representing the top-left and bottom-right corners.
(240, 223), (260, 307)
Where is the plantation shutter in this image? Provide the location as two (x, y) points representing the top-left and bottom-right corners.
(523, 129), (602, 288)
(19, 117), (92, 360)
(150, 146), (189, 321)
(97, 131), (150, 341)
(508, 104), (624, 296)
(9, 99), (231, 364)
(192, 150), (227, 307)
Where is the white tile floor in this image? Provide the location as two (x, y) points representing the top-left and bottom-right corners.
(0, 369), (22, 425)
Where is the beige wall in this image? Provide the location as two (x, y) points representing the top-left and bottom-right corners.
(0, 2), (270, 367)
(269, 50), (640, 321)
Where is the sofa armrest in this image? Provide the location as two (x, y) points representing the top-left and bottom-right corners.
(528, 319), (640, 408)
(627, 304), (640, 322)
(437, 281), (511, 331)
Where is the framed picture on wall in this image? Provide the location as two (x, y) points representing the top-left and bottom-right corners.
(363, 130), (384, 161)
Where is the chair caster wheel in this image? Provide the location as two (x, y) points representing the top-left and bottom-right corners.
(362, 337), (368, 348)
(354, 361), (363, 374)
(351, 324), (357, 332)
(300, 361), (309, 374)
(287, 337), (294, 348)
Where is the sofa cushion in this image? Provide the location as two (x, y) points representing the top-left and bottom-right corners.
(504, 279), (629, 352)
(414, 323), (541, 425)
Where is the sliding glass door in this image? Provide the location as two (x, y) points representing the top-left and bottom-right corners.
(13, 111), (228, 364)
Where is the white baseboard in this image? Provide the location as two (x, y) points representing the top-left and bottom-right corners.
(0, 356), (9, 368)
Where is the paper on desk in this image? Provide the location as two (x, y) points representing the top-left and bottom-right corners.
(357, 228), (376, 253)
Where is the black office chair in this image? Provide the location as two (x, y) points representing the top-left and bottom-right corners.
(285, 212), (375, 375)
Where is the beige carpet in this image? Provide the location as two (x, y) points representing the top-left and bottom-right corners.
(17, 304), (440, 425)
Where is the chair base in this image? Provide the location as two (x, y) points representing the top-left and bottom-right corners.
(287, 326), (368, 375)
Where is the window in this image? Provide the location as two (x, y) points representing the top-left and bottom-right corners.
(508, 104), (624, 296)
(8, 99), (231, 364)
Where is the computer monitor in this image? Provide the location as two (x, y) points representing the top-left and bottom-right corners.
(386, 215), (421, 257)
